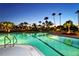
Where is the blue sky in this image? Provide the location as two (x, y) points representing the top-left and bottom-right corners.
(0, 3), (79, 25)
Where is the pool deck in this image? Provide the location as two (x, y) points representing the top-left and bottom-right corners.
(0, 45), (44, 56)
(49, 32), (79, 39)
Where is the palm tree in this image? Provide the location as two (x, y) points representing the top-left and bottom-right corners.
(19, 23), (23, 26)
(38, 21), (42, 29)
(42, 22), (45, 26)
(44, 17), (49, 27)
(24, 22), (28, 30)
(39, 21), (42, 25)
(24, 22), (28, 26)
(32, 23), (37, 31)
(58, 13), (62, 26)
(1, 21), (14, 32)
(52, 13), (56, 26)
(44, 17), (48, 21)
(48, 21), (53, 26)
(63, 20), (73, 33)
(19, 22), (24, 31)
(76, 10), (79, 31)
(0, 22), (2, 31)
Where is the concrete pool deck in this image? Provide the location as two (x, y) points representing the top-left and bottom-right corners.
(0, 45), (44, 56)
(49, 32), (79, 39)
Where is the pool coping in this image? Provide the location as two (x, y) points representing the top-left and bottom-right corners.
(0, 45), (44, 56)
(48, 32), (79, 39)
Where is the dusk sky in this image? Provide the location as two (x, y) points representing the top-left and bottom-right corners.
(0, 3), (79, 25)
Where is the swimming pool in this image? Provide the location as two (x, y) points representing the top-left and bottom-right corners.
(0, 32), (79, 56)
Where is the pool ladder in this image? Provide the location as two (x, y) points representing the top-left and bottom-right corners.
(4, 36), (17, 48)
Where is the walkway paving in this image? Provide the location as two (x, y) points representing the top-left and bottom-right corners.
(0, 45), (44, 56)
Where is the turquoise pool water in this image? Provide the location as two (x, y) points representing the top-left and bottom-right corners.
(0, 32), (79, 56)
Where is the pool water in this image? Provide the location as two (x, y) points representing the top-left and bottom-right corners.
(0, 32), (79, 56)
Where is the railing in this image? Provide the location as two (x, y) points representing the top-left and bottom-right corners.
(12, 36), (17, 47)
(4, 35), (17, 48)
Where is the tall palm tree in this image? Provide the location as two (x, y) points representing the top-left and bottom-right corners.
(38, 21), (42, 29)
(24, 22), (28, 26)
(19, 22), (24, 31)
(52, 13), (56, 26)
(32, 23), (37, 31)
(42, 22), (45, 28)
(44, 17), (49, 27)
(48, 21), (53, 26)
(47, 21), (53, 29)
(24, 22), (28, 30)
(76, 10), (79, 31)
(58, 13), (62, 26)
(19, 23), (23, 26)
(39, 21), (42, 25)
(44, 17), (48, 21)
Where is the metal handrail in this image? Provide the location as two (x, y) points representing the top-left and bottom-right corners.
(13, 36), (17, 47)
(4, 35), (17, 48)
(4, 36), (11, 48)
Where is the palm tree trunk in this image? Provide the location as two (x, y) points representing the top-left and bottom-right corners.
(59, 15), (61, 30)
(53, 16), (56, 26)
(60, 15), (61, 26)
(78, 14), (79, 31)
(67, 26), (71, 34)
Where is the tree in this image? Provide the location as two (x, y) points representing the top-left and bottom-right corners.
(63, 20), (74, 33)
(19, 22), (24, 31)
(24, 22), (28, 26)
(52, 13), (56, 26)
(19, 22), (28, 31)
(44, 17), (49, 28)
(76, 10), (79, 31)
(39, 21), (42, 23)
(32, 23), (37, 31)
(1, 21), (14, 32)
(24, 22), (28, 30)
(19, 23), (24, 26)
(42, 22), (45, 31)
(42, 22), (45, 26)
(44, 17), (48, 21)
(39, 21), (42, 25)
(48, 21), (53, 27)
(38, 21), (42, 27)
(58, 13), (62, 26)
